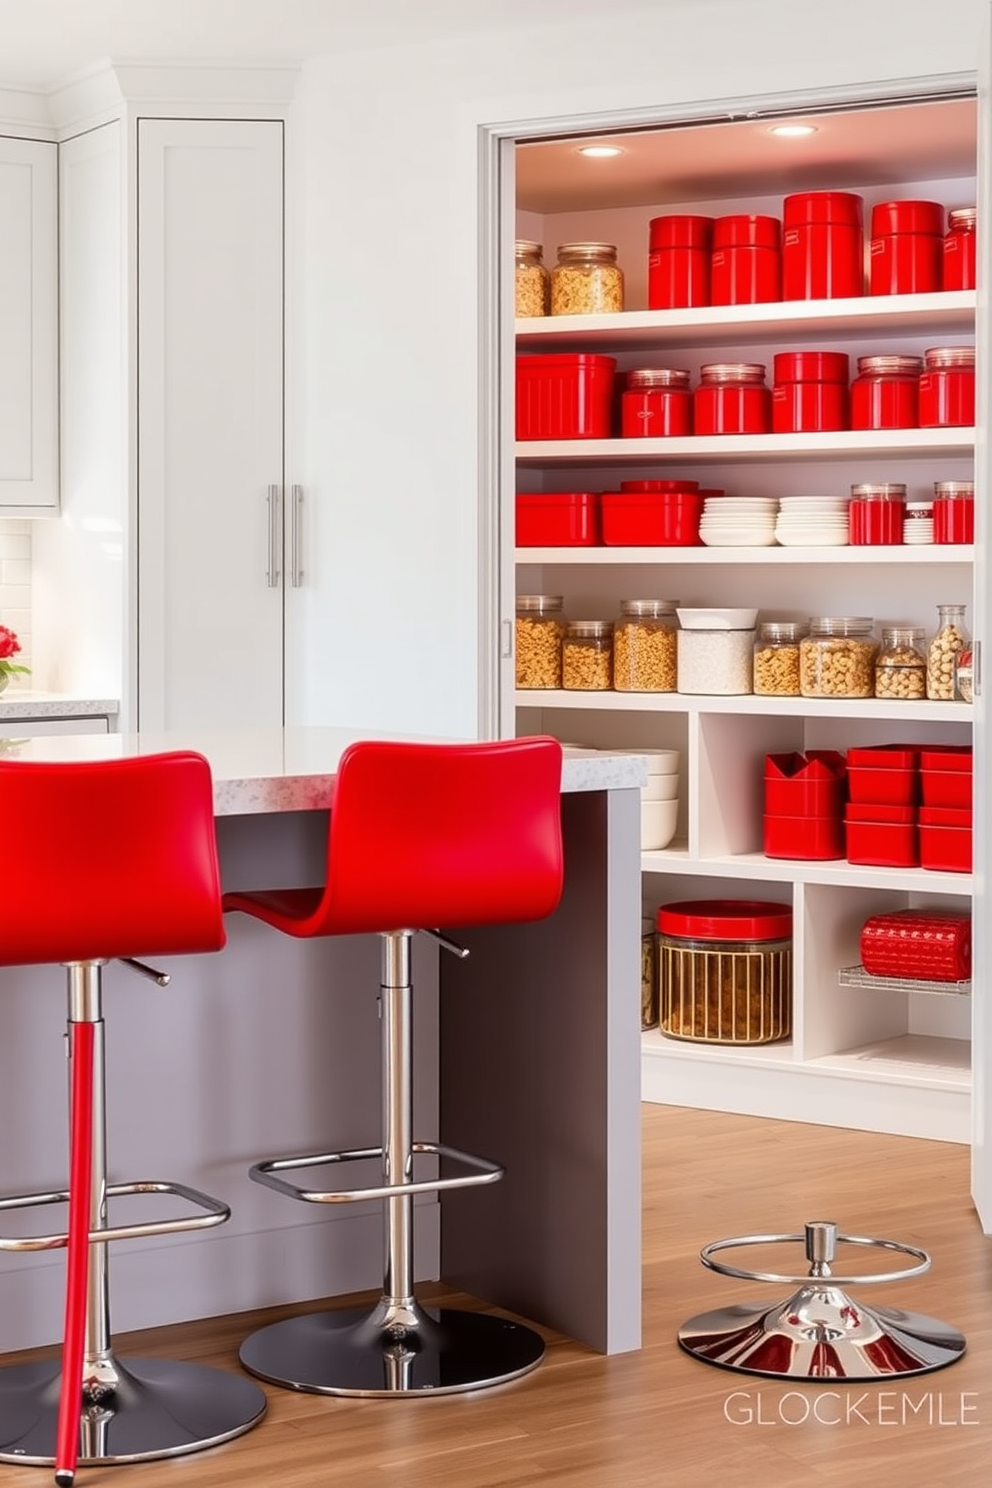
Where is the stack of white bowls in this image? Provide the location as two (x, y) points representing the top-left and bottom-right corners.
(774, 495), (849, 546)
(616, 748), (680, 849)
(699, 496), (777, 547)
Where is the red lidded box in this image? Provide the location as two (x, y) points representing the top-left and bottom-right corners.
(921, 746), (972, 809)
(600, 489), (703, 546)
(763, 813), (845, 861)
(515, 492), (599, 547)
(919, 806), (972, 873)
(860, 908), (971, 982)
(515, 353), (616, 441)
(845, 817), (920, 868)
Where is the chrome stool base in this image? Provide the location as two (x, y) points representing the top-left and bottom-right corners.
(678, 1220), (966, 1381)
(240, 1301), (545, 1397)
(0, 1356), (266, 1466)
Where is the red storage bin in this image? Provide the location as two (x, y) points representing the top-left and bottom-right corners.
(860, 908), (971, 981)
(919, 746), (973, 772)
(846, 744), (922, 769)
(919, 806), (972, 872)
(921, 745), (972, 809)
(845, 815), (920, 868)
(763, 813), (845, 860)
(763, 750), (846, 817)
(515, 353), (616, 440)
(600, 490), (703, 546)
(846, 768), (919, 806)
(515, 492), (599, 546)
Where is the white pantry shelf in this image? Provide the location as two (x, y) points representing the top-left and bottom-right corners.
(516, 544), (973, 565)
(516, 689), (970, 722)
(515, 427), (974, 467)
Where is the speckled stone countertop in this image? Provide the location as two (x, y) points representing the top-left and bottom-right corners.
(0, 690), (119, 720)
(0, 725), (647, 815)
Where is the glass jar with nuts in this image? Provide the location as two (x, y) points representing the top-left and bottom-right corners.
(799, 617), (878, 699)
(514, 239), (550, 318)
(562, 620), (614, 691)
(550, 242), (624, 316)
(515, 595), (566, 690)
(614, 599), (679, 692)
(753, 621), (807, 696)
(927, 603), (969, 701)
(875, 626), (927, 700)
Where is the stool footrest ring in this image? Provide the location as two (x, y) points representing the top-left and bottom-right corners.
(699, 1230), (931, 1287)
(249, 1141), (503, 1205)
(0, 1179), (230, 1252)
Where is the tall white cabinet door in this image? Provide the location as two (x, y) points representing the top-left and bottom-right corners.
(0, 135), (58, 511)
(137, 119), (284, 730)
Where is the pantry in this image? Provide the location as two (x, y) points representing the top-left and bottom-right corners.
(505, 90), (979, 1144)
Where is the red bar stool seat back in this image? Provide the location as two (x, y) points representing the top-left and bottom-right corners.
(224, 736), (565, 1397)
(0, 753), (265, 1482)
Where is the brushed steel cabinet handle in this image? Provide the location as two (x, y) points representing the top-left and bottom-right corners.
(291, 484), (304, 587)
(266, 484), (281, 587)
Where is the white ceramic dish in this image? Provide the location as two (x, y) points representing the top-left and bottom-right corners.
(699, 529), (778, 547)
(641, 797), (679, 850)
(642, 773), (680, 801)
(613, 747), (681, 774)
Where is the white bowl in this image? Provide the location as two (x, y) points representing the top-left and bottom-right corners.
(641, 797), (679, 850)
(677, 607), (759, 629)
(642, 773), (680, 801)
(699, 529), (778, 547)
(613, 747), (681, 775)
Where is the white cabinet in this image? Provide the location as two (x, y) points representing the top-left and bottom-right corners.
(0, 135), (58, 512)
(508, 94), (978, 1144)
(137, 118), (288, 730)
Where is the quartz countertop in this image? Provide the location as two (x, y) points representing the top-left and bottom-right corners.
(0, 689), (120, 720)
(0, 724), (646, 814)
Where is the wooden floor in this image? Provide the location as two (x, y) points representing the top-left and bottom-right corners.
(3, 1104), (991, 1488)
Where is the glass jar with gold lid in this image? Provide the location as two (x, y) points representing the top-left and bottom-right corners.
(551, 242), (624, 315)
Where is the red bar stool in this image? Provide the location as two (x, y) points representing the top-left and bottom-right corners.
(223, 736), (565, 1396)
(0, 753), (266, 1481)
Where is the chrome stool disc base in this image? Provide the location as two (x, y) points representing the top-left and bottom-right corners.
(678, 1287), (967, 1380)
(240, 1301), (546, 1397)
(679, 1220), (966, 1382)
(0, 1356), (266, 1466)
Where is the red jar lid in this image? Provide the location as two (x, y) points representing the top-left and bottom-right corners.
(649, 214), (714, 249)
(783, 190), (863, 227)
(656, 899), (793, 941)
(712, 213), (781, 249)
(619, 479), (699, 492)
(870, 199), (944, 237)
(773, 350), (850, 383)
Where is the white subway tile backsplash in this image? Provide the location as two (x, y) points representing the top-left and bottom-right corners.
(0, 520), (33, 672)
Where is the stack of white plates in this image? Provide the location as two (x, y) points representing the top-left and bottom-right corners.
(774, 496), (849, 547)
(903, 502), (935, 544)
(698, 497), (778, 547)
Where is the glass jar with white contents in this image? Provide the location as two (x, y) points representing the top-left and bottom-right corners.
(676, 609), (757, 695)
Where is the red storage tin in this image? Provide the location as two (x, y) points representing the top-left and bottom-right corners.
(710, 215), (782, 305)
(918, 346), (975, 428)
(648, 214), (713, 309)
(600, 489), (703, 546)
(868, 200), (944, 296)
(849, 483), (906, 545)
(763, 813), (845, 860)
(933, 480), (975, 544)
(782, 191), (864, 300)
(943, 207), (977, 291)
(845, 815), (920, 868)
(515, 353), (616, 440)
(772, 350), (849, 433)
(850, 355), (922, 430)
(860, 908), (971, 982)
(621, 368), (694, 437)
(694, 363), (771, 435)
(515, 492), (599, 547)
(919, 806), (972, 872)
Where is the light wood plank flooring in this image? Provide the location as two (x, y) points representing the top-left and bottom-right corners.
(2, 1105), (990, 1487)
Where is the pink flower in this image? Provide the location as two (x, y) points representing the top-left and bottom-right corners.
(0, 624), (22, 660)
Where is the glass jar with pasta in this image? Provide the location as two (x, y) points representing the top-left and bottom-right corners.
(614, 599), (679, 692)
(562, 620), (614, 691)
(515, 595), (565, 690)
(799, 617), (878, 698)
(551, 242), (624, 315)
(514, 240), (550, 318)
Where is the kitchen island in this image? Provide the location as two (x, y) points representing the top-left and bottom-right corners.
(0, 727), (644, 1358)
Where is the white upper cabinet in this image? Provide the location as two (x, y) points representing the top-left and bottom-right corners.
(0, 135), (58, 511)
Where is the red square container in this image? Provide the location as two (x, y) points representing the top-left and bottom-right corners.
(846, 744), (922, 769)
(516, 353), (616, 440)
(860, 908), (971, 981)
(600, 490), (703, 546)
(845, 818), (920, 867)
(515, 492), (600, 546)
(846, 767), (919, 806)
(764, 751), (846, 817)
(920, 746), (973, 772)
(919, 807), (972, 872)
(763, 813), (845, 860)
(921, 771), (972, 809)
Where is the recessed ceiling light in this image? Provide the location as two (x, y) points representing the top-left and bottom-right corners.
(768, 123), (818, 138)
(577, 144), (625, 158)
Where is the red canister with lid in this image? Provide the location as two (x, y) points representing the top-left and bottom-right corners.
(918, 346), (975, 427)
(648, 214), (713, 309)
(771, 350), (849, 433)
(868, 199), (944, 296)
(849, 483), (906, 544)
(943, 207), (976, 291)
(656, 899), (792, 1045)
(850, 354), (922, 430)
(694, 362), (771, 435)
(860, 909), (971, 981)
(621, 368), (694, 437)
(782, 191), (864, 300)
(710, 215), (782, 305)
(933, 480), (975, 543)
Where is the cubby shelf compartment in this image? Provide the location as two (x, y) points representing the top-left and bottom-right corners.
(515, 428), (974, 467)
(517, 690), (970, 722)
(516, 545), (974, 565)
(516, 291), (977, 351)
(838, 964), (971, 997)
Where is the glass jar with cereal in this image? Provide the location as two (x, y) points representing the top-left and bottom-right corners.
(515, 595), (566, 690)
(614, 599), (679, 692)
(753, 621), (807, 696)
(514, 239), (550, 318)
(875, 626), (927, 700)
(550, 242), (624, 315)
(562, 620), (614, 691)
(927, 604), (969, 701)
(799, 617), (878, 698)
